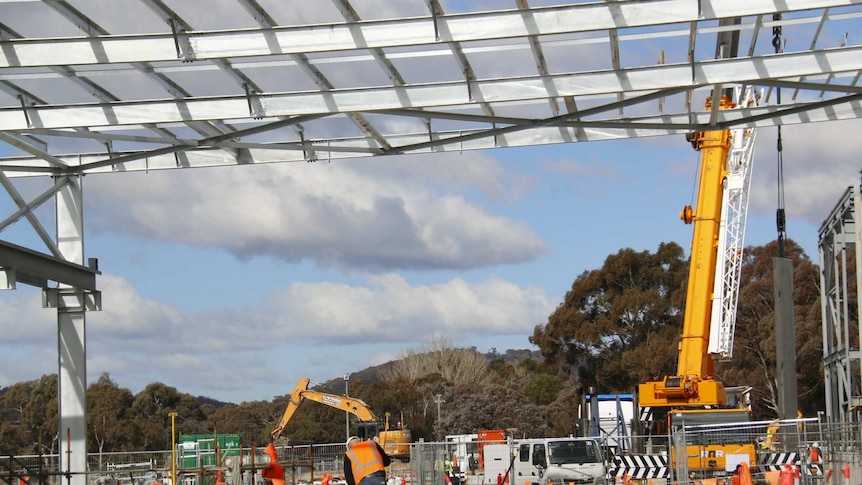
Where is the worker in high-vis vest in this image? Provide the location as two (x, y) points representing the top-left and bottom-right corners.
(262, 443), (285, 485)
(344, 436), (392, 485)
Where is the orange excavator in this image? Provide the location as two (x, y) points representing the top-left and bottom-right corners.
(271, 378), (412, 460)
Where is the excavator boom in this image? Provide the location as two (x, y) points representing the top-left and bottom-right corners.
(270, 377), (413, 461)
(271, 378), (377, 440)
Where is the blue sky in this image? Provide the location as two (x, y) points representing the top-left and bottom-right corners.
(0, 119), (854, 404)
(0, 0), (858, 405)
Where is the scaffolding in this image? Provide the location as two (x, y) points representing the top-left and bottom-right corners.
(819, 177), (862, 423)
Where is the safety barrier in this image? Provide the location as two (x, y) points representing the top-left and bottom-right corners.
(607, 418), (856, 485)
(2, 420), (860, 485)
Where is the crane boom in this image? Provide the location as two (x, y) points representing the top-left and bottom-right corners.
(709, 86), (760, 359)
(638, 86), (759, 408)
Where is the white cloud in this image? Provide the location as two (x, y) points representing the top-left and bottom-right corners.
(262, 273), (554, 343)
(748, 119), (862, 224)
(86, 157), (546, 271)
(0, 272), (553, 402)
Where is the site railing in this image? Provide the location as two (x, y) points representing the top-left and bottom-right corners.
(609, 417), (862, 485)
(3, 419), (862, 485)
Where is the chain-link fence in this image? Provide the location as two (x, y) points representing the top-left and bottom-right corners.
(610, 418), (862, 485)
(2, 419), (861, 485)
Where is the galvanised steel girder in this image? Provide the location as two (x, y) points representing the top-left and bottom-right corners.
(2, 0), (857, 68)
(1, 46), (860, 133)
(818, 185), (861, 422)
(0, 1), (857, 481)
(0, 0), (857, 179)
(0, 0), (860, 219)
(1, 92), (861, 178)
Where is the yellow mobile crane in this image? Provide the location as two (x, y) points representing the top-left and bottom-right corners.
(638, 86), (760, 478)
(271, 378), (412, 460)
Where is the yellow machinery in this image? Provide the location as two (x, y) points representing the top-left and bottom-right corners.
(638, 97), (733, 410)
(666, 408), (756, 476)
(638, 89), (760, 477)
(271, 378), (412, 459)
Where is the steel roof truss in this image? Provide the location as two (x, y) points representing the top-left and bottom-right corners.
(3, 0), (855, 68)
(2, 45), (860, 132)
(0, 173), (67, 258)
(2, 95), (861, 177)
(48, 0), (246, 152)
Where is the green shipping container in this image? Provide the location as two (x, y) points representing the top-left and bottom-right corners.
(178, 433), (242, 469)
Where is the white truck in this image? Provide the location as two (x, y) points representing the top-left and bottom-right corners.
(484, 437), (607, 485)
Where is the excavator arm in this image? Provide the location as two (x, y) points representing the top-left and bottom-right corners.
(271, 378), (378, 440)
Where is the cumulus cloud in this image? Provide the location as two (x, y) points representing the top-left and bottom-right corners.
(86, 157), (546, 271)
(0, 272), (554, 401)
(262, 273), (553, 343)
(748, 119), (862, 224)
(644, 118), (860, 231)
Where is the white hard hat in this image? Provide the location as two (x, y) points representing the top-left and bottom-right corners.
(812, 442), (820, 448)
(347, 436), (361, 448)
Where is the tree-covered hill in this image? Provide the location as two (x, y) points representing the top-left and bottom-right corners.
(0, 239), (832, 455)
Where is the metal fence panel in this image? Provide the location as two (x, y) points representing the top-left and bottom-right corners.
(3, 420), (862, 485)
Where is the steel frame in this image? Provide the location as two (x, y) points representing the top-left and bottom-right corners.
(1, 0), (862, 483)
(819, 182), (862, 423)
(0, 1), (861, 179)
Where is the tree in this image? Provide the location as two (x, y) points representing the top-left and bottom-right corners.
(381, 337), (490, 385)
(360, 377), (424, 436)
(206, 401), (273, 446)
(716, 239), (825, 418)
(531, 242), (688, 393)
(0, 375), (59, 455)
(523, 374), (565, 406)
(532, 237), (826, 421)
(439, 382), (539, 436)
(131, 382), (207, 450)
(88, 373), (135, 454)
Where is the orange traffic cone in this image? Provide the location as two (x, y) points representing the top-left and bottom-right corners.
(780, 465), (795, 485)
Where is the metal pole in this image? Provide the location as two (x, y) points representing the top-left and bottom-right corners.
(170, 412), (177, 485)
(434, 394), (445, 441)
(344, 374), (351, 441)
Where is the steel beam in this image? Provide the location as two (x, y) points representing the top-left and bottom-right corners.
(0, 239), (98, 291)
(2, 0), (856, 68)
(0, 46), (859, 132)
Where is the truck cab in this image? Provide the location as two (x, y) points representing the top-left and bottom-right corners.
(513, 438), (607, 485)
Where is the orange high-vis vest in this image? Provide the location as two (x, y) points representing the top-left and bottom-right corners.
(262, 444), (285, 484)
(811, 447), (820, 462)
(347, 441), (386, 484)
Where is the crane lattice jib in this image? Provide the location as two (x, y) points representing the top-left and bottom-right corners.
(708, 85), (762, 360)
